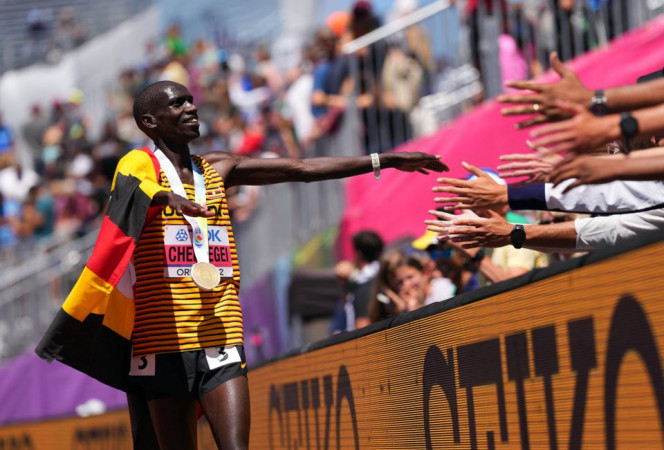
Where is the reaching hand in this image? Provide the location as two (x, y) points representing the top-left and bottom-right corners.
(549, 154), (623, 192)
(498, 52), (593, 129)
(497, 147), (563, 187)
(426, 209), (512, 249)
(390, 152), (449, 174)
(529, 101), (619, 155)
(433, 162), (507, 210)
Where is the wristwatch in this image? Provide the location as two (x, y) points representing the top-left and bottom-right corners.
(510, 224), (526, 249)
(619, 112), (639, 153)
(589, 90), (609, 116)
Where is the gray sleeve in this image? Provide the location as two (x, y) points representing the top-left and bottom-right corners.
(574, 209), (664, 250)
(547, 180), (664, 213)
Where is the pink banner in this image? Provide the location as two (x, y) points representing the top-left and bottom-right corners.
(338, 16), (664, 259)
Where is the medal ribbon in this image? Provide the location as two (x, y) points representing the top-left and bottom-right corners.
(153, 148), (209, 265)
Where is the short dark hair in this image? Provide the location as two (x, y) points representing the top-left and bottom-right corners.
(132, 80), (179, 131)
(352, 230), (384, 263)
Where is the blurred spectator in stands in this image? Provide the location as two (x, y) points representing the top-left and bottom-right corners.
(0, 159), (39, 203)
(464, 0), (508, 74)
(388, 251), (455, 312)
(348, 230), (384, 329)
(92, 121), (124, 184)
(160, 53), (191, 88)
(164, 24), (187, 57)
(283, 45), (316, 146)
(332, 230), (385, 332)
(386, 0), (434, 88)
(228, 55), (273, 125)
(331, 259), (355, 334)
(310, 26), (350, 143)
(381, 44), (420, 145)
(261, 105), (299, 158)
(26, 8), (48, 39)
(412, 229), (482, 294)
(0, 191), (21, 249)
(54, 6), (86, 53)
(254, 45), (284, 93)
(13, 185), (55, 244)
(0, 114), (14, 168)
(22, 104), (49, 170)
(368, 249), (408, 323)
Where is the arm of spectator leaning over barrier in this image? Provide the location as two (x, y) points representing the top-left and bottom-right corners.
(508, 179), (664, 214)
(427, 208), (664, 253)
(426, 209), (579, 253)
(435, 163), (664, 214)
(498, 52), (664, 129)
(550, 151), (664, 189)
(530, 101), (664, 155)
(575, 209), (664, 250)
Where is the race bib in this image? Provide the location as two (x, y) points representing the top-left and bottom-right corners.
(129, 354), (155, 376)
(164, 225), (234, 278)
(204, 346), (242, 370)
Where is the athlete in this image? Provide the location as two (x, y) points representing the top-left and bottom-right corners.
(37, 80), (446, 449)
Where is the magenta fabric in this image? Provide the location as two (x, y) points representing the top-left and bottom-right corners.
(0, 352), (127, 425)
(338, 16), (664, 259)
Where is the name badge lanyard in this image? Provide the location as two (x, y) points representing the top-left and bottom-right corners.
(153, 149), (209, 266)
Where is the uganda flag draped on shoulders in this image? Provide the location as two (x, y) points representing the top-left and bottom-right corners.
(36, 148), (167, 393)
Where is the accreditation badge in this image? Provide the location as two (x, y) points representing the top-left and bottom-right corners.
(164, 225), (234, 278)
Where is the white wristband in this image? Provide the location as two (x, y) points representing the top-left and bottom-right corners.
(370, 153), (381, 180)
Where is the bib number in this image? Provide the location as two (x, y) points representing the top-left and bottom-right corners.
(204, 346), (241, 370)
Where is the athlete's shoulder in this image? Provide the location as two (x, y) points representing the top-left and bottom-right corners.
(200, 150), (241, 165)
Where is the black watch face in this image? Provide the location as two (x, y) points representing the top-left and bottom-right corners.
(511, 226), (526, 248)
(621, 115), (638, 137)
(591, 103), (609, 116)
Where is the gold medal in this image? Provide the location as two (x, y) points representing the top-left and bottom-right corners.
(191, 262), (220, 290)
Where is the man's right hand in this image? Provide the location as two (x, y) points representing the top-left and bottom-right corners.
(152, 191), (215, 217)
(387, 152), (449, 174)
(433, 162), (508, 211)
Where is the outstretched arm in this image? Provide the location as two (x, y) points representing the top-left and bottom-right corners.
(426, 209), (578, 253)
(209, 151), (448, 188)
(550, 153), (664, 189)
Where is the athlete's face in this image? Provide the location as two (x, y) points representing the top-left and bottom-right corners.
(151, 83), (200, 141)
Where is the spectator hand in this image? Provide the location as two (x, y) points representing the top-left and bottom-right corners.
(497, 146), (563, 187)
(529, 101), (619, 154)
(549, 153), (624, 192)
(426, 209), (512, 249)
(390, 152), (449, 174)
(433, 162), (507, 210)
(498, 52), (593, 129)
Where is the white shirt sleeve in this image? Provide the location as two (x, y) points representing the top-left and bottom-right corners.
(547, 179), (664, 213)
(574, 208), (664, 250)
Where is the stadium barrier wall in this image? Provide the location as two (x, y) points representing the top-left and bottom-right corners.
(2, 236), (663, 449)
(248, 236), (664, 449)
(0, 410), (219, 449)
